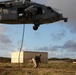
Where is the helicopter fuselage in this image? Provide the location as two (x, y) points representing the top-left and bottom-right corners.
(0, 1), (68, 30)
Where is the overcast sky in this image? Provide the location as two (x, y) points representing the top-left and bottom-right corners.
(0, 0), (76, 58)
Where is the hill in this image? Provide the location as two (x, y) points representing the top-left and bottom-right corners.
(48, 58), (73, 62)
(0, 57), (11, 63)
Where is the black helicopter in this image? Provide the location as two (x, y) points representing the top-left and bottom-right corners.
(0, 0), (68, 30)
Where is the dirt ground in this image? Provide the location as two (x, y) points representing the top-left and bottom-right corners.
(0, 61), (76, 75)
(0, 68), (76, 75)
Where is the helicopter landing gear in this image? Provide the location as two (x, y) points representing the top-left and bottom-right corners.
(64, 18), (68, 22)
(33, 25), (39, 30)
(33, 20), (40, 30)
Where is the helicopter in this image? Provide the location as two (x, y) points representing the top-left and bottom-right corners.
(0, 0), (68, 30)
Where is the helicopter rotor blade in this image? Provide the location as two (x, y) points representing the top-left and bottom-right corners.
(53, 7), (61, 12)
(0, 0), (10, 1)
(0, 0), (14, 3)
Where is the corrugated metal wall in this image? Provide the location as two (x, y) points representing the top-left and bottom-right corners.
(24, 51), (48, 63)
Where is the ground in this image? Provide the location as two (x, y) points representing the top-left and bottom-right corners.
(0, 60), (76, 75)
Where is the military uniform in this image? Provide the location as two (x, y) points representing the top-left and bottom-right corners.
(32, 54), (41, 68)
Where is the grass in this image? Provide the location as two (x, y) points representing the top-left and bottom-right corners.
(0, 61), (76, 75)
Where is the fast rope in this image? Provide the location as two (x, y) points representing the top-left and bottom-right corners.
(18, 24), (25, 67)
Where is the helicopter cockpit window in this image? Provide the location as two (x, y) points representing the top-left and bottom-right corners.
(47, 7), (54, 12)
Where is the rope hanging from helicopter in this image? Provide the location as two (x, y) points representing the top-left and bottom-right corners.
(18, 24), (25, 67)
